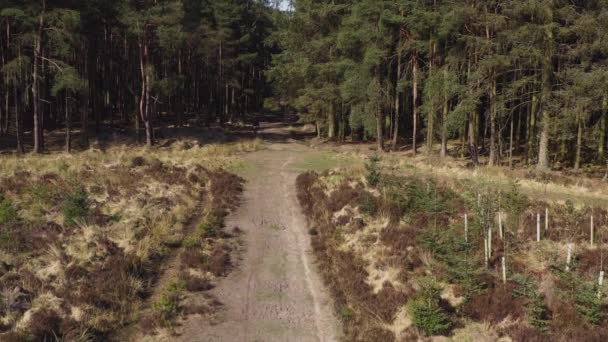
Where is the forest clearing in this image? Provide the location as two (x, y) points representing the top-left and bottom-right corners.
(3, 0), (608, 341)
(3, 120), (608, 341)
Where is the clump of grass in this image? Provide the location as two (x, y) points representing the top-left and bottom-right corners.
(63, 187), (89, 226)
(182, 233), (200, 248)
(198, 214), (223, 238)
(408, 277), (452, 336)
(181, 273), (214, 292)
(358, 191), (378, 216)
(0, 194), (18, 225)
(28, 308), (62, 341)
(339, 306), (354, 322)
(153, 280), (185, 323)
(365, 154), (381, 187)
(27, 182), (59, 206)
(203, 245), (232, 276)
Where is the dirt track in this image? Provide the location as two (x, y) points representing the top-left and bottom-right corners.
(174, 124), (342, 341)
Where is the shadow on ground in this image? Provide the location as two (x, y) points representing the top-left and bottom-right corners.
(0, 113), (314, 154)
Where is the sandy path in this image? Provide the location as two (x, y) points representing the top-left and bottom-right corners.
(174, 129), (342, 341)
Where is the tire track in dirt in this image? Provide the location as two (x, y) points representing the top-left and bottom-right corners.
(173, 130), (341, 341)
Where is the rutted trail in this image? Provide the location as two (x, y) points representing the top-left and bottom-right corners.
(175, 130), (342, 341)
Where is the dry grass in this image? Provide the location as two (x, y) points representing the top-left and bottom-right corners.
(297, 165), (608, 341)
(0, 140), (247, 340)
(383, 154), (608, 208)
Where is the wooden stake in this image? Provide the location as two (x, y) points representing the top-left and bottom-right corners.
(488, 227), (492, 258)
(537, 213), (541, 242)
(599, 271), (604, 298)
(545, 207), (549, 231)
(464, 213), (468, 242)
(502, 257), (507, 284)
(498, 212), (503, 239)
(484, 237), (489, 268)
(566, 243), (573, 272)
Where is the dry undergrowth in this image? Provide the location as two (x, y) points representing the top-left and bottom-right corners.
(385, 154), (608, 208)
(0, 139), (253, 341)
(297, 166), (608, 341)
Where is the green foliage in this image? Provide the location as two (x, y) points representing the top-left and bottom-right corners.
(463, 178), (527, 236)
(154, 280), (185, 320)
(1, 56), (31, 83)
(381, 176), (454, 215)
(339, 306), (354, 322)
(46, 9), (81, 59)
(512, 274), (551, 331)
(0, 194), (18, 225)
(157, 26), (186, 57)
(183, 233), (200, 248)
(0, 8), (27, 20)
(109, 214), (122, 223)
(198, 214), (223, 238)
(0, 228), (16, 252)
(51, 66), (85, 96)
(408, 277), (452, 336)
(63, 188), (89, 226)
(349, 104), (377, 138)
(358, 191), (378, 216)
(418, 224), (481, 299)
(556, 269), (603, 325)
(575, 283), (603, 325)
(529, 295), (552, 331)
(27, 183), (60, 207)
(365, 154), (381, 187)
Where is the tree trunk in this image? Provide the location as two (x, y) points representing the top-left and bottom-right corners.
(2, 78), (7, 136)
(139, 37), (153, 147)
(392, 31), (403, 150)
(488, 75), (497, 166)
(537, 27), (553, 171)
(526, 92), (538, 164)
(177, 49), (184, 128)
(412, 53), (418, 155)
(469, 111), (478, 165)
(327, 102), (336, 139)
(509, 112), (514, 168)
(65, 95), (71, 153)
(32, 2), (46, 153)
(604, 133), (608, 181)
(516, 107), (523, 154)
(426, 51), (434, 156)
(575, 111), (583, 170)
(14, 82), (22, 154)
(339, 102), (346, 142)
(1, 20), (9, 136)
(440, 67), (448, 158)
(376, 105), (384, 151)
(599, 95), (607, 160)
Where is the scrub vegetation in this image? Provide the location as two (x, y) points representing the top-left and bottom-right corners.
(297, 155), (608, 340)
(0, 141), (248, 340)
